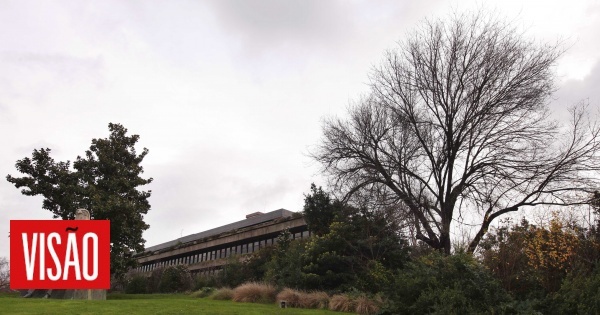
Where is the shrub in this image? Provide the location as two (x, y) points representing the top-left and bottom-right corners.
(193, 274), (217, 290)
(329, 294), (355, 312)
(219, 248), (275, 288)
(190, 287), (215, 298)
(125, 273), (148, 294)
(110, 274), (126, 292)
(546, 267), (600, 314)
(380, 252), (512, 314)
(302, 209), (409, 293)
(218, 257), (247, 288)
(158, 265), (193, 293)
(147, 267), (165, 293)
(232, 282), (277, 303)
(210, 287), (234, 300)
(480, 216), (593, 299)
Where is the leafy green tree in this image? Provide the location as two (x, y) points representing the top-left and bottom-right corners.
(6, 123), (153, 280)
(303, 183), (344, 236)
(265, 229), (307, 288)
(301, 186), (409, 292)
(303, 207), (409, 292)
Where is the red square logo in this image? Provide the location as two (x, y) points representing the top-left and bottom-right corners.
(10, 220), (110, 289)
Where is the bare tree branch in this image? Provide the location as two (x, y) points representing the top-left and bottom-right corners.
(0, 257), (9, 290)
(313, 11), (599, 254)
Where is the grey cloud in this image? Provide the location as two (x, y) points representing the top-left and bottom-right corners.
(207, 0), (354, 49)
(554, 61), (600, 109)
(202, 0), (445, 81)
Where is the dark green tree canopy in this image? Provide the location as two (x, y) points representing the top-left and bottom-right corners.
(6, 123), (153, 279)
(300, 184), (409, 292)
(302, 183), (345, 236)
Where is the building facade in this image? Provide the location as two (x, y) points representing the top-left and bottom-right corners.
(133, 209), (309, 276)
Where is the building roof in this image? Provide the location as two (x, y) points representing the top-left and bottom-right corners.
(142, 208), (296, 253)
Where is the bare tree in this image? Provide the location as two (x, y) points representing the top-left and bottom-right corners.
(0, 257), (9, 290)
(314, 12), (600, 254)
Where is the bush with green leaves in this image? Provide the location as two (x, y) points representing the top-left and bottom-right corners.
(190, 287), (215, 298)
(297, 185), (409, 292)
(218, 246), (275, 288)
(158, 265), (193, 293)
(216, 257), (246, 288)
(545, 267), (600, 314)
(264, 230), (308, 289)
(302, 208), (409, 293)
(193, 274), (218, 291)
(380, 252), (512, 314)
(125, 273), (148, 294)
(147, 267), (164, 293)
(210, 287), (234, 300)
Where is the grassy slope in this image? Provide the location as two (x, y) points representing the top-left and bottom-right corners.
(0, 293), (342, 315)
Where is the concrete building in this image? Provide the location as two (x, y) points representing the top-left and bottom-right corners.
(133, 209), (309, 276)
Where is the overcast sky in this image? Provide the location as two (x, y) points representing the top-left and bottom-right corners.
(1, 0), (599, 259)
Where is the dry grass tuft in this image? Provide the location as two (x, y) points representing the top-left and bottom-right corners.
(329, 294), (355, 312)
(276, 288), (302, 307)
(276, 289), (329, 309)
(298, 291), (329, 309)
(209, 287), (234, 300)
(232, 282), (277, 303)
(354, 294), (381, 315)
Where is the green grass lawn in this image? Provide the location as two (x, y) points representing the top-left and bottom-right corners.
(0, 292), (344, 315)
